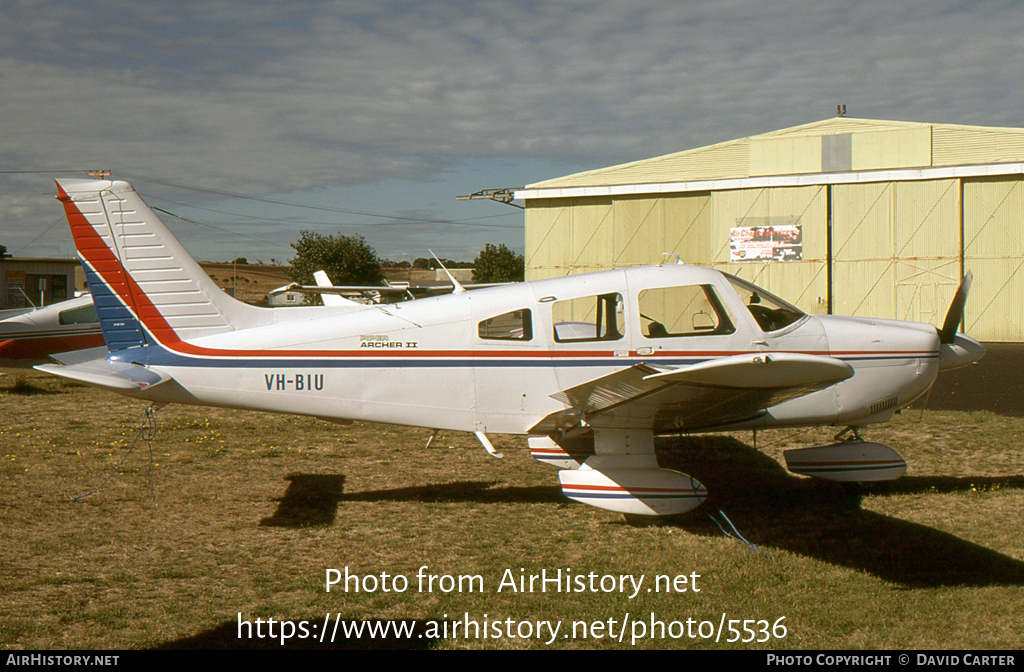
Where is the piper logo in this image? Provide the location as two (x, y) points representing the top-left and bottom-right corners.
(360, 334), (417, 348)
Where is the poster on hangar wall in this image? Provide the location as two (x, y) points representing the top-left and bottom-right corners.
(729, 224), (803, 262)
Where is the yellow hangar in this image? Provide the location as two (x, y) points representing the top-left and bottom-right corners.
(517, 117), (1024, 342)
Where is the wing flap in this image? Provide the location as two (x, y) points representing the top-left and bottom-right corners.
(35, 359), (172, 392)
(550, 363), (664, 413)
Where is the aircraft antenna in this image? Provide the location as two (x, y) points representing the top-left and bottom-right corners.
(429, 250), (466, 294)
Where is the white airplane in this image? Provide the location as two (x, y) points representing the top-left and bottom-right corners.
(38, 178), (985, 518)
(0, 294), (104, 359)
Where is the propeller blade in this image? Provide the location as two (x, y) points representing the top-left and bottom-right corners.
(938, 271), (973, 344)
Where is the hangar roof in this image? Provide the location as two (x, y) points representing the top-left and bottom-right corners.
(525, 117), (1024, 192)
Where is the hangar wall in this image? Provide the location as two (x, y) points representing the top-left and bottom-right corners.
(525, 187), (829, 310)
(522, 118), (1024, 342)
(964, 177), (1024, 341)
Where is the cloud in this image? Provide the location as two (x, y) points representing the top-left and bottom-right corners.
(3, 0), (1024, 258)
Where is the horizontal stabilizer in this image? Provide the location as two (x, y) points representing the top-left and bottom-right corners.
(49, 346), (110, 366)
(34, 359), (171, 393)
(559, 462), (707, 516)
(784, 441), (907, 482)
(643, 352), (854, 389)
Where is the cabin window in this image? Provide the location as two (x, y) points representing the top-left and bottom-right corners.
(724, 274), (805, 333)
(57, 302), (98, 325)
(551, 293), (624, 342)
(478, 309), (533, 341)
(638, 285), (734, 338)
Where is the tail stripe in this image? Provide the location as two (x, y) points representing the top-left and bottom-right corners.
(57, 180), (262, 348)
(82, 262), (147, 351)
(58, 183), (186, 350)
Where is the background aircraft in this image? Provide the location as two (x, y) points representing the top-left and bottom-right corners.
(38, 178), (984, 518)
(0, 294), (103, 359)
(269, 268), (503, 306)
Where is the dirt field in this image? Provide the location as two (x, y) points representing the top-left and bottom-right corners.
(197, 263), (291, 305)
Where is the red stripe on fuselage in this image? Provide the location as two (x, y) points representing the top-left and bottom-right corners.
(0, 333), (106, 359)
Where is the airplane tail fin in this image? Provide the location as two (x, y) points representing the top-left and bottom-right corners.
(56, 178), (266, 351)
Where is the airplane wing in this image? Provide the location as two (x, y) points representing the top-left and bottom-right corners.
(530, 353), (854, 435)
(271, 283), (418, 296)
(34, 358), (172, 393)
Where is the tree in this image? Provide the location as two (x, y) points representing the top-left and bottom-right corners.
(289, 231), (384, 288)
(0, 244), (8, 259)
(472, 243), (524, 283)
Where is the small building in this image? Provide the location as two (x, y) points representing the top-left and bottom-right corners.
(1, 258), (82, 309)
(517, 117), (1024, 342)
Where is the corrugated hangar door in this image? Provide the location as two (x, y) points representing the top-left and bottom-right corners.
(712, 185), (828, 315)
(964, 178), (1024, 341)
(663, 193), (713, 265)
(525, 197), (614, 280)
(611, 193), (712, 267)
(569, 198), (614, 274)
(831, 179), (959, 325)
(525, 198), (573, 280)
(613, 196), (664, 267)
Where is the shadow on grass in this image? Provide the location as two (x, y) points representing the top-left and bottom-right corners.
(260, 474), (347, 527)
(0, 376), (64, 396)
(154, 617), (440, 650)
(339, 481), (564, 505)
(258, 437), (1024, 588)
(259, 474), (563, 528)
(868, 474), (1024, 496)
(654, 435), (1024, 588)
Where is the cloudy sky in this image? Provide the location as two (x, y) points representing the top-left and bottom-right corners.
(3, 0), (1024, 263)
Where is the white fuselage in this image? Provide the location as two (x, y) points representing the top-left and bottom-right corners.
(116, 264), (946, 436)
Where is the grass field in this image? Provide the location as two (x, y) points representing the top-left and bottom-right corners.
(1, 366), (1022, 650)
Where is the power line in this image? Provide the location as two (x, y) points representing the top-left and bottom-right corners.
(11, 217), (67, 255)
(123, 172), (522, 229)
(150, 207), (294, 252)
(0, 169), (97, 175)
(145, 193), (521, 230)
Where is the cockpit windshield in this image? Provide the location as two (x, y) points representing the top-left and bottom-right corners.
(724, 274), (806, 333)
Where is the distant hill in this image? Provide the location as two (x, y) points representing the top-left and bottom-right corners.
(198, 263), (291, 305)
